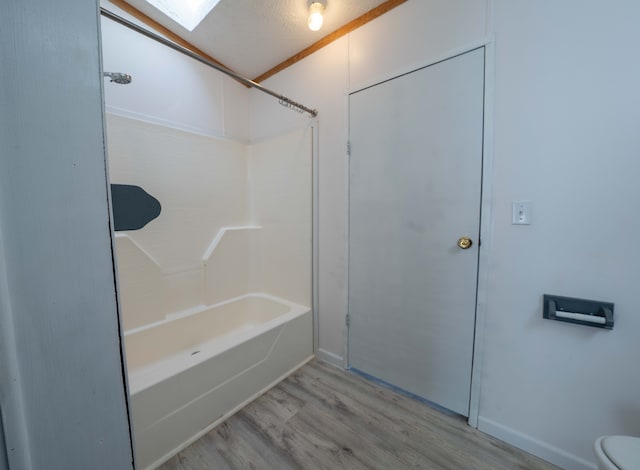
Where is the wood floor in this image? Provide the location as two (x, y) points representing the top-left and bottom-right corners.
(159, 359), (557, 470)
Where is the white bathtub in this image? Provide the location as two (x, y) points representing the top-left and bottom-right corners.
(124, 293), (313, 469)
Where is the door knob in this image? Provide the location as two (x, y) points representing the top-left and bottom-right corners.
(457, 236), (473, 249)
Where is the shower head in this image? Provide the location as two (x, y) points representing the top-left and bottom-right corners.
(103, 72), (132, 84)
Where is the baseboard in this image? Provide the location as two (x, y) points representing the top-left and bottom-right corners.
(478, 417), (597, 470)
(315, 348), (344, 368)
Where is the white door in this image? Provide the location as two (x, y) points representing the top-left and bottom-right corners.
(348, 48), (485, 416)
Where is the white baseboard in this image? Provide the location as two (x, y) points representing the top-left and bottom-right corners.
(315, 348), (344, 368)
(478, 417), (597, 470)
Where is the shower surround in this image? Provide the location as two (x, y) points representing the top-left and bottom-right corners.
(106, 113), (313, 468)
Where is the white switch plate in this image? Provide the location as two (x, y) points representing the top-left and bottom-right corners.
(512, 200), (532, 225)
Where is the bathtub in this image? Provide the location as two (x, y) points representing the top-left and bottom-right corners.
(124, 293), (313, 469)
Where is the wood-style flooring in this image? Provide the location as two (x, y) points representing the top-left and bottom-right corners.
(159, 359), (558, 470)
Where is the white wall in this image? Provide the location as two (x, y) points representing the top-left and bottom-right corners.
(478, 2), (640, 468)
(101, 0), (249, 141)
(0, 0), (133, 468)
(250, 1), (640, 468)
(99, 0), (640, 465)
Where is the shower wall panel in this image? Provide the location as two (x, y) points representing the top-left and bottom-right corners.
(106, 113), (249, 328)
(248, 128), (313, 308)
(106, 115), (312, 330)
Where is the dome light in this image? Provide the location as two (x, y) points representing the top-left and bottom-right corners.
(308, 1), (326, 32)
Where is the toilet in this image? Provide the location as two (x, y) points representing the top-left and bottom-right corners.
(594, 436), (640, 470)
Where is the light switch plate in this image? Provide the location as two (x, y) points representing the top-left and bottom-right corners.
(512, 200), (532, 225)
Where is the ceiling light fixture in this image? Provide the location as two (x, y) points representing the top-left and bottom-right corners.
(308, 0), (326, 32)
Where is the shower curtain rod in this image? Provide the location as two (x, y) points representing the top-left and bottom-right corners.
(100, 7), (318, 118)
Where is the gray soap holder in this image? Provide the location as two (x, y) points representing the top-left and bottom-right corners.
(543, 294), (614, 330)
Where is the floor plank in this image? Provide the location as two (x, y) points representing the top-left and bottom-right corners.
(158, 359), (558, 470)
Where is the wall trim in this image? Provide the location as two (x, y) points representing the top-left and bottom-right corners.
(478, 417), (597, 470)
(105, 106), (249, 143)
(343, 71), (351, 370)
(315, 348), (344, 368)
(253, 0), (408, 83)
(348, 36), (495, 95)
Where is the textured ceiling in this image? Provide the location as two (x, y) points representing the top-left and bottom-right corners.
(121, 0), (390, 78)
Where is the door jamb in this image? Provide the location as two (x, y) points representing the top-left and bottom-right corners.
(312, 120), (320, 355)
(468, 38), (495, 429)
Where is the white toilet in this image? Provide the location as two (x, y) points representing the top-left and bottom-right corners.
(594, 435), (640, 469)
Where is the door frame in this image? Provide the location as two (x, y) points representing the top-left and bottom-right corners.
(345, 37), (495, 428)
(311, 120), (321, 355)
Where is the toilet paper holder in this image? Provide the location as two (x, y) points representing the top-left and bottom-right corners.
(543, 294), (614, 330)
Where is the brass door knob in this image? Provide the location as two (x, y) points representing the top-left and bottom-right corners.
(457, 236), (473, 249)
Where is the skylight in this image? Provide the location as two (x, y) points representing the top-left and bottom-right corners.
(144, 0), (221, 31)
